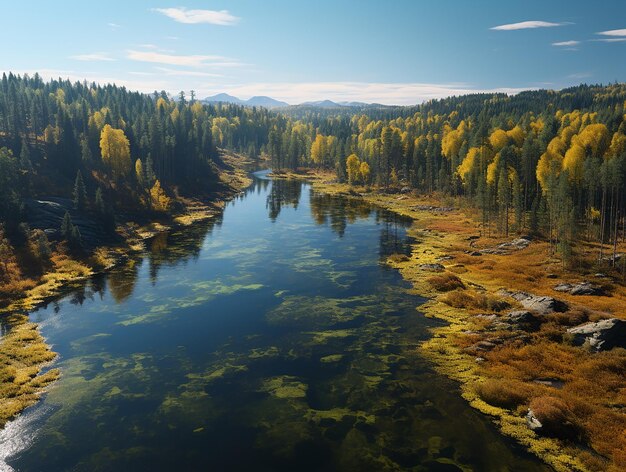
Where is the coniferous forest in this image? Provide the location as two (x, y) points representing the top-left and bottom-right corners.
(2, 75), (625, 271)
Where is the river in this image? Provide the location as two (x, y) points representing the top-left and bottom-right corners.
(0, 171), (548, 471)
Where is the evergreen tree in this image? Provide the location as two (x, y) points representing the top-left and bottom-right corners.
(73, 170), (87, 211)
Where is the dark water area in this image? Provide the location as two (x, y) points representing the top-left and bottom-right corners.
(1, 171), (549, 471)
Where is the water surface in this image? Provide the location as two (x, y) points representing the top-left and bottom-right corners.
(2, 172), (548, 471)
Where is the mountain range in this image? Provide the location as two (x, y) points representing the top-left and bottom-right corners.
(203, 93), (289, 109)
(202, 94), (378, 109)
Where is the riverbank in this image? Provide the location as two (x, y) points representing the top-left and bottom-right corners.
(273, 169), (626, 472)
(0, 152), (254, 428)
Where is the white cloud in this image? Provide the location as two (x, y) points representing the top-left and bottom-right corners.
(205, 82), (530, 106)
(567, 72), (592, 80)
(597, 28), (626, 37)
(70, 53), (115, 62)
(552, 40), (580, 47)
(153, 7), (239, 26)
(593, 38), (626, 43)
(126, 50), (242, 68)
(108, 22), (121, 29)
(491, 20), (565, 31)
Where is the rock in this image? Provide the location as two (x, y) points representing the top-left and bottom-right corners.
(502, 291), (568, 315)
(554, 281), (603, 296)
(468, 251), (482, 257)
(526, 409), (543, 431)
(546, 273), (559, 279)
(503, 310), (541, 331)
(506, 310), (535, 324)
(419, 263), (445, 272)
(567, 318), (626, 351)
(413, 205), (454, 212)
(400, 186), (411, 194)
(532, 378), (565, 389)
(498, 238), (531, 250)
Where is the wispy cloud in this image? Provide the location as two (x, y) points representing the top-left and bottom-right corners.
(70, 53), (115, 62)
(491, 20), (566, 31)
(552, 40), (580, 47)
(108, 22), (121, 29)
(592, 38), (626, 43)
(210, 82), (530, 106)
(597, 28), (626, 37)
(153, 7), (239, 26)
(126, 50), (242, 68)
(567, 72), (593, 80)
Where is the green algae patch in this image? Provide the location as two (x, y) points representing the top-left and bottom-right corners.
(0, 314), (60, 427)
(266, 294), (373, 329)
(261, 376), (308, 399)
(117, 280), (264, 326)
(320, 354), (343, 363)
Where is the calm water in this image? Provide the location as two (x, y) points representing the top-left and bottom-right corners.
(1, 172), (548, 471)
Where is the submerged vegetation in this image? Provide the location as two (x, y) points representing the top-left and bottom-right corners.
(308, 176), (626, 471)
(1, 73), (626, 470)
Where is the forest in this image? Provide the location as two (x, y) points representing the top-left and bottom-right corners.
(1, 75), (626, 300)
(266, 84), (626, 271)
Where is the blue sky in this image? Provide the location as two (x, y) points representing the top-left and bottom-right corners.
(2, 0), (625, 104)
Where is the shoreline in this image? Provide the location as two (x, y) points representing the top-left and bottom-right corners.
(276, 169), (625, 472)
(0, 154), (254, 429)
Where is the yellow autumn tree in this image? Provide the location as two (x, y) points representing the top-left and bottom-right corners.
(310, 134), (327, 167)
(457, 147), (480, 183)
(486, 153), (501, 185)
(441, 123), (464, 160)
(489, 129), (509, 152)
(606, 131), (626, 159)
(135, 158), (144, 187)
(506, 125), (525, 147)
(359, 161), (371, 184)
(536, 149), (563, 194)
(575, 123), (610, 157)
(100, 124), (131, 178)
(562, 144), (585, 182)
(346, 154), (361, 185)
(150, 180), (170, 212)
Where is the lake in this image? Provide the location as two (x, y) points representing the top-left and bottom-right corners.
(1, 171), (548, 471)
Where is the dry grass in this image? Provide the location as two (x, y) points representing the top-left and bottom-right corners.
(0, 315), (59, 427)
(427, 273), (465, 292)
(305, 170), (626, 471)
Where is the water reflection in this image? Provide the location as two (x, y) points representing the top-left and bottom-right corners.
(4, 172), (549, 472)
(266, 178), (302, 221)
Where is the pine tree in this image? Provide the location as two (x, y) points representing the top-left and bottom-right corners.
(73, 170), (87, 210)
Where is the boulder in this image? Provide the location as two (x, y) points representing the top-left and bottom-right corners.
(526, 409), (542, 431)
(419, 263), (445, 272)
(503, 291), (568, 315)
(566, 318), (626, 351)
(554, 282), (603, 296)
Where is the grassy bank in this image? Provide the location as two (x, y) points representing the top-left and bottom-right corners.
(0, 153), (253, 428)
(278, 169), (626, 472)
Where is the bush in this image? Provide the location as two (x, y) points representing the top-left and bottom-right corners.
(529, 395), (584, 441)
(441, 289), (509, 312)
(428, 273), (465, 292)
(475, 379), (531, 409)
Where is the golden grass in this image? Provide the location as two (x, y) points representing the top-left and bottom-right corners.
(0, 314), (59, 427)
(427, 273), (465, 291)
(305, 170), (626, 472)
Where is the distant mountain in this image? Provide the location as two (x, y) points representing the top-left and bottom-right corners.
(300, 100), (344, 108)
(246, 96), (289, 108)
(203, 93), (243, 105)
(203, 93), (288, 109)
